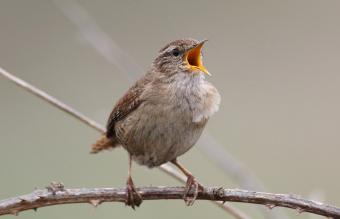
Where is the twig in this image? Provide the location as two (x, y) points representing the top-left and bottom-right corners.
(0, 186), (339, 218)
(200, 134), (265, 191)
(0, 67), (250, 219)
(53, 0), (141, 83)
(199, 135), (289, 219)
(0, 67), (103, 133)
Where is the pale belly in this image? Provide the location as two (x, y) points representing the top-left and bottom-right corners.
(116, 102), (206, 168)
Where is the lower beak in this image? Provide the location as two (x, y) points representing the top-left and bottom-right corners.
(184, 40), (211, 76)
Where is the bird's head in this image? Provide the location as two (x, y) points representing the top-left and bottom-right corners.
(153, 39), (210, 77)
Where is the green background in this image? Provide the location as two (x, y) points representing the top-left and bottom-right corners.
(0, 1), (339, 219)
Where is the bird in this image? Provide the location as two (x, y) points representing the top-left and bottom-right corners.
(91, 38), (221, 208)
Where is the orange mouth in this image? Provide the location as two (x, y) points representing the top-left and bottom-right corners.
(184, 41), (210, 76)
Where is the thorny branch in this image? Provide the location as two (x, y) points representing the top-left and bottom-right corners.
(0, 185), (339, 218)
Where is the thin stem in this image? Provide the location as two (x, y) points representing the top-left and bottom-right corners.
(0, 67), (104, 133)
(0, 186), (339, 218)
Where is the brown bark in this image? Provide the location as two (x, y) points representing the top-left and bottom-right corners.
(0, 186), (339, 218)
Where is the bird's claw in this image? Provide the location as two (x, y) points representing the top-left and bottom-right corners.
(183, 176), (203, 206)
(125, 177), (142, 209)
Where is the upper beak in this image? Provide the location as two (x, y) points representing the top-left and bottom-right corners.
(184, 40), (211, 76)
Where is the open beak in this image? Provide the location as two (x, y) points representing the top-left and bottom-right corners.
(184, 40), (211, 76)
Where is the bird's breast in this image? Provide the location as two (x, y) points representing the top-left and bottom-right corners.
(117, 74), (220, 167)
(169, 74), (221, 124)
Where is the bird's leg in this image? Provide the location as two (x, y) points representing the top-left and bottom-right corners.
(171, 159), (204, 206)
(125, 155), (142, 209)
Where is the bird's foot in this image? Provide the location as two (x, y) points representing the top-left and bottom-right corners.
(183, 175), (204, 206)
(125, 177), (142, 209)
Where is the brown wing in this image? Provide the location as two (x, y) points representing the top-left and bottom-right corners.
(106, 78), (148, 138)
(92, 91), (142, 153)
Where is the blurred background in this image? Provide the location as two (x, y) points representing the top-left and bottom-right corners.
(0, 1), (339, 219)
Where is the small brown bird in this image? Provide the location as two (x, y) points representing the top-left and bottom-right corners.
(92, 38), (220, 208)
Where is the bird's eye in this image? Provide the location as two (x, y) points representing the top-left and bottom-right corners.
(172, 49), (180, 57)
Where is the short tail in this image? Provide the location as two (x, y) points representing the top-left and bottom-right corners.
(91, 135), (119, 154)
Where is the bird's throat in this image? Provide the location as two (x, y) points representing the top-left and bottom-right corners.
(184, 43), (210, 76)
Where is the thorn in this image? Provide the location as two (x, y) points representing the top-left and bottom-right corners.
(10, 210), (19, 216)
(89, 199), (101, 208)
(296, 207), (305, 214)
(19, 197), (28, 203)
(37, 195), (46, 200)
(266, 204), (276, 209)
(46, 181), (65, 195)
(213, 187), (225, 198)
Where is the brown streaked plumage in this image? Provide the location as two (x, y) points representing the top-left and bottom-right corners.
(92, 38), (220, 208)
